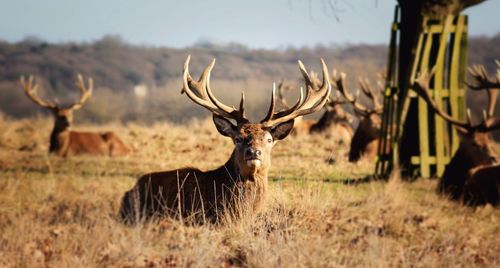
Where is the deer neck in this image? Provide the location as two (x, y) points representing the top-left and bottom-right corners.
(222, 151), (269, 185)
(49, 123), (70, 154)
(312, 112), (333, 131)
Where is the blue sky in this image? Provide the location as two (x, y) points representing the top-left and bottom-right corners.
(1, 0), (499, 49)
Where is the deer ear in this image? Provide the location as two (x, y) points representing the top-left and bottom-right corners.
(271, 120), (294, 140)
(213, 114), (237, 137)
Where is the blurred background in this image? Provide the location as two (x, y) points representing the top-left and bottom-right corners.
(1, 0), (499, 124)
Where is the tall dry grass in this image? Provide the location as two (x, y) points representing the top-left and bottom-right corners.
(0, 115), (498, 267)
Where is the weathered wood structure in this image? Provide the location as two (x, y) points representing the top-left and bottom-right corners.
(375, 7), (468, 178)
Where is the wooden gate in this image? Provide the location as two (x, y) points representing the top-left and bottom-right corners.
(376, 7), (468, 178)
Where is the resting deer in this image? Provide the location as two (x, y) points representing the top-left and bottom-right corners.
(277, 79), (353, 144)
(333, 71), (386, 162)
(20, 75), (131, 157)
(413, 62), (500, 206)
(119, 56), (331, 224)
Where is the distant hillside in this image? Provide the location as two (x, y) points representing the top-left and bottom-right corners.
(1, 34), (499, 123)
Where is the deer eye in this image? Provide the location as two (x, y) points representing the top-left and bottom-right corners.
(267, 138), (273, 143)
(234, 137), (243, 144)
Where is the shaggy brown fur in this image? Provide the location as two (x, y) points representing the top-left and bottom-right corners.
(119, 122), (290, 223)
(463, 164), (500, 206)
(120, 56), (331, 223)
(348, 113), (381, 162)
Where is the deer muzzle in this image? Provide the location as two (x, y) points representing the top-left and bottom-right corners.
(244, 148), (262, 167)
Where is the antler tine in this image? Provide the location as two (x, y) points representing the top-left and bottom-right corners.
(466, 64), (500, 90)
(19, 75), (57, 109)
(496, 60), (500, 83)
(358, 77), (371, 96)
(332, 70), (370, 114)
(479, 60), (500, 131)
(464, 63), (500, 118)
(277, 79), (291, 109)
(261, 83), (277, 122)
(261, 59), (331, 127)
(483, 116), (500, 132)
(182, 55), (248, 123)
(328, 89), (347, 106)
(495, 60), (500, 78)
(413, 67), (471, 130)
(67, 74), (93, 110)
(358, 77), (383, 112)
(486, 88), (499, 118)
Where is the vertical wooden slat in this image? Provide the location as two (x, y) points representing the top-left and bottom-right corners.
(417, 30), (434, 178)
(449, 16), (466, 156)
(434, 16), (453, 176)
(458, 17), (468, 126)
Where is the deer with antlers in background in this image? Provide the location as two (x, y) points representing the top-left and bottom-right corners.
(413, 61), (500, 206)
(277, 79), (353, 144)
(20, 75), (131, 157)
(119, 56), (331, 224)
(332, 71), (387, 162)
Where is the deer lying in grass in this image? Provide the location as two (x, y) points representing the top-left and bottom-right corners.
(120, 56), (331, 224)
(20, 75), (131, 157)
(277, 79), (353, 144)
(413, 63), (500, 206)
(332, 71), (386, 162)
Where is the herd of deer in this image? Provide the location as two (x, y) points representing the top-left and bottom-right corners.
(19, 56), (500, 224)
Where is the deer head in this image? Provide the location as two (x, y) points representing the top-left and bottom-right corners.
(332, 70), (384, 125)
(182, 56), (331, 177)
(332, 70), (385, 162)
(413, 63), (500, 198)
(20, 74), (93, 131)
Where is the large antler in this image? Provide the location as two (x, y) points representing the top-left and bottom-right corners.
(20, 75), (57, 110)
(182, 55), (248, 124)
(414, 63), (500, 133)
(466, 64), (500, 90)
(466, 62), (500, 131)
(358, 77), (383, 112)
(332, 70), (383, 116)
(260, 59), (331, 127)
(66, 74), (93, 110)
(413, 67), (472, 132)
(466, 63), (500, 118)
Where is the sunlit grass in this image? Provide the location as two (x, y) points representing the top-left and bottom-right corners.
(0, 116), (498, 267)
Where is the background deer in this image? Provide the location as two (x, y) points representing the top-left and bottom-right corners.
(119, 56), (331, 224)
(278, 78), (353, 145)
(413, 62), (500, 206)
(20, 75), (131, 157)
(333, 71), (386, 162)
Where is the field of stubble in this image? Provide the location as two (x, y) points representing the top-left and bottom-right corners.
(0, 115), (499, 267)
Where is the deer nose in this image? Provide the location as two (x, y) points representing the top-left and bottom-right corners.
(245, 148), (262, 159)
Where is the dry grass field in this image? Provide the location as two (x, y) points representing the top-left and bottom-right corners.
(0, 114), (499, 267)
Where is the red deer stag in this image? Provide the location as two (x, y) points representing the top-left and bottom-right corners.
(332, 71), (385, 162)
(413, 63), (500, 206)
(20, 75), (131, 157)
(278, 79), (353, 145)
(119, 56), (331, 224)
